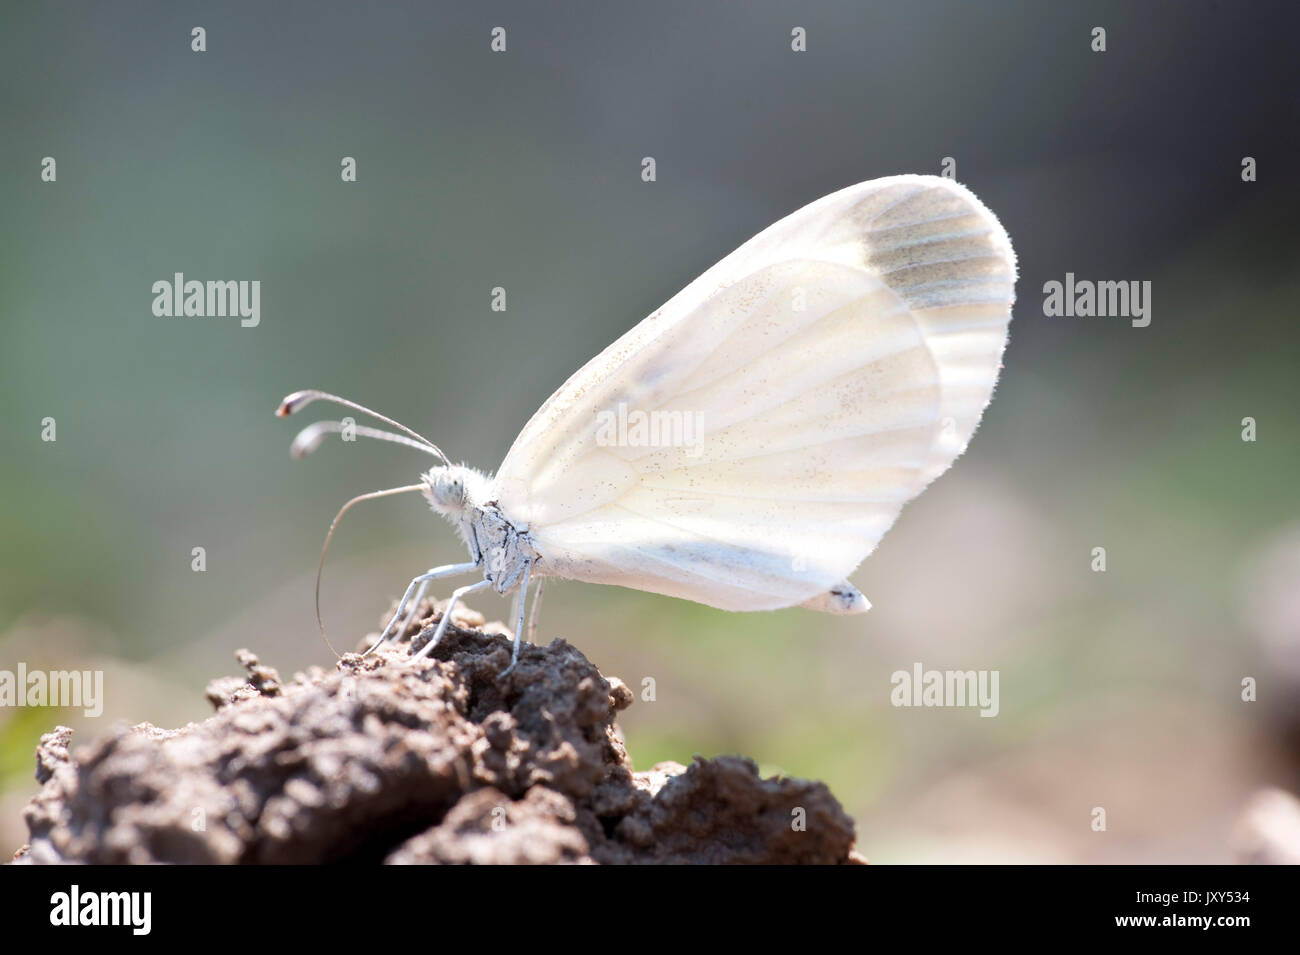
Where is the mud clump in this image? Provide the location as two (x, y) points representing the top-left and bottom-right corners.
(13, 601), (862, 864)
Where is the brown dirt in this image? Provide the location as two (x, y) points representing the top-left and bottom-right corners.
(12, 600), (863, 865)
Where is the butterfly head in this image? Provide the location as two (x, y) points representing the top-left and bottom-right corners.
(421, 464), (488, 519)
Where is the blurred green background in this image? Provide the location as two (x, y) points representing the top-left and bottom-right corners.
(3, 1), (1298, 862)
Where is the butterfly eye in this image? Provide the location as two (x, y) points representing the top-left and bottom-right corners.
(427, 470), (465, 510)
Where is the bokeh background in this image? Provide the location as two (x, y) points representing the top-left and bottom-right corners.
(3, 1), (1298, 862)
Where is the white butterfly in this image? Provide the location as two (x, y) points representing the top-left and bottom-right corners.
(279, 174), (1016, 673)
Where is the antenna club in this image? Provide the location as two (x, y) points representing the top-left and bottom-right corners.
(276, 390), (313, 417)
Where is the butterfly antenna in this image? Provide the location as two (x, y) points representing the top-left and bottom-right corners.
(289, 420), (447, 460)
(314, 483), (428, 659)
(276, 390), (451, 467)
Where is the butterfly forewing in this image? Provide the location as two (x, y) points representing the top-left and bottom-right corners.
(492, 175), (1016, 611)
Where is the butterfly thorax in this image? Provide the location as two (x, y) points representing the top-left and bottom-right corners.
(421, 465), (537, 593)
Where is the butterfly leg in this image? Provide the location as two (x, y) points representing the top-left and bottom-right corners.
(501, 560), (532, 677)
(395, 561), (482, 646)
(526, 576), (545, 644)
(364, 561), (478, 656)
(408, 576), (493, 665)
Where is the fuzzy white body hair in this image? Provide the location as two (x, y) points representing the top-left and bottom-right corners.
(421, 464), (537, 594)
